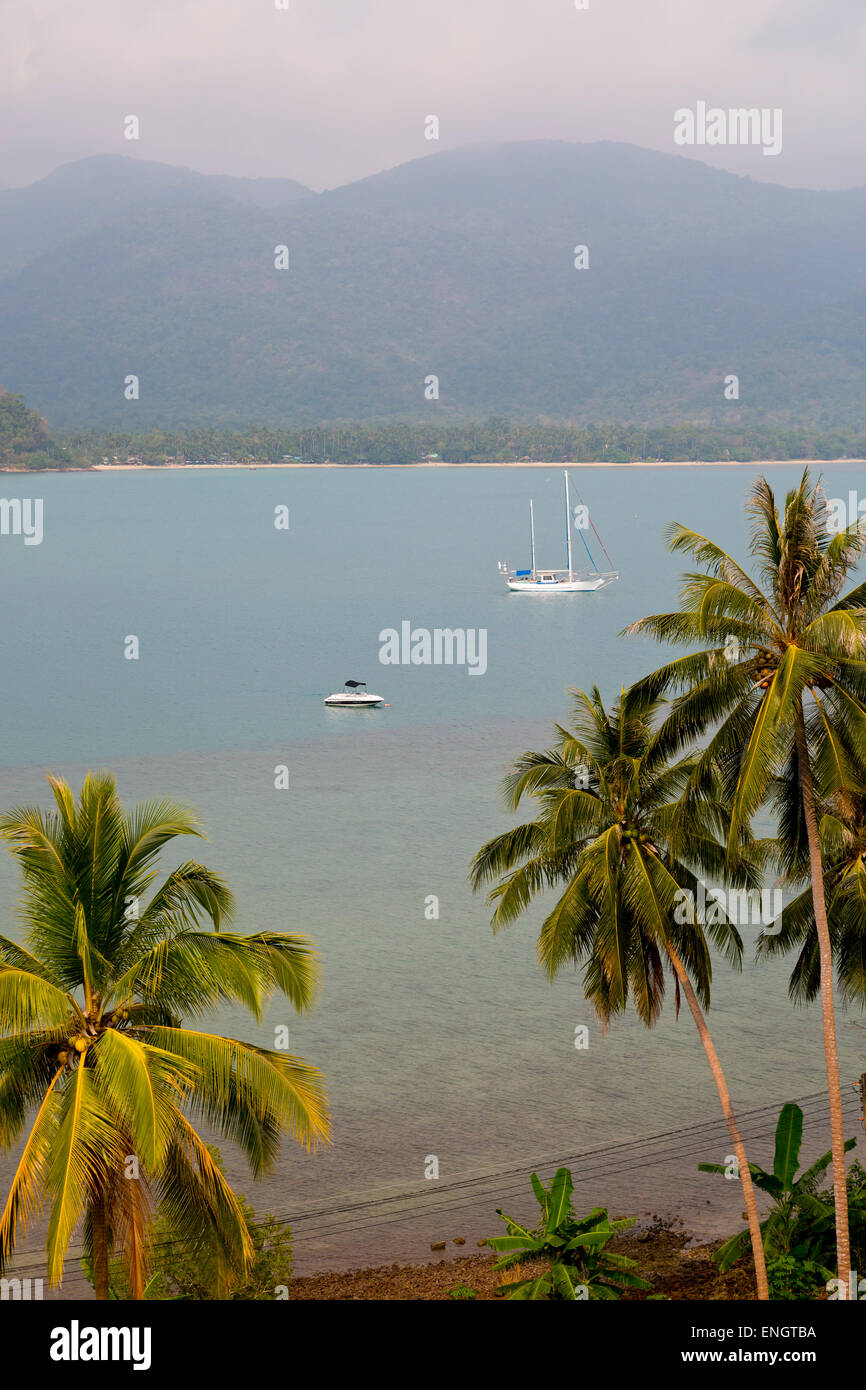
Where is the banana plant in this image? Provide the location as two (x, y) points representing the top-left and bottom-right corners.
(700, 1102), (856, 1272)
(485, 1167), (651, 1300)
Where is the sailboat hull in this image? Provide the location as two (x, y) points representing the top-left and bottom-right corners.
(506, 574), (615, 593)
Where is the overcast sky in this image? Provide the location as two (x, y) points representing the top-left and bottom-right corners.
(1, 0), (864, 191)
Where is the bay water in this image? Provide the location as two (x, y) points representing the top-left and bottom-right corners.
(1, 463), (864, 1279)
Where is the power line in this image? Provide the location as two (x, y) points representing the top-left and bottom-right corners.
(6, 1086), (860, 1288)
(285, 1099), (862, 1246)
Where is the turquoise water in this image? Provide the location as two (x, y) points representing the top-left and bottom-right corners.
(1, 464), (864, 1277)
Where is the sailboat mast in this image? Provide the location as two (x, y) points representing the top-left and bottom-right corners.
(529, 499), (536, 576)
(564, 471), (573, 579)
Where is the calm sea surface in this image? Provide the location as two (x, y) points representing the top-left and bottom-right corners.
(1, 464), (864, 1281)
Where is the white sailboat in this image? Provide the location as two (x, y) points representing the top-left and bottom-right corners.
(501, 471), (619, 593)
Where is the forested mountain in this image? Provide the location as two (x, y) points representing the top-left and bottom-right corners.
(0, 155), (312, 281)
(0, 143), (864, 428)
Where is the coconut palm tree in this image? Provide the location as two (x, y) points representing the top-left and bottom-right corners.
(624, 471), (866, 1292)
(470, 685), (770, 1299)
(758, 777), (866, 1006)
(0, 773), (329, 1299)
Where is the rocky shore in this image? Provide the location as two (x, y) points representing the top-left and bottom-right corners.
(288, 1223), (757, 1300)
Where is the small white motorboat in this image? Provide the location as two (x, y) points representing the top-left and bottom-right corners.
(324, 680), (385, 708)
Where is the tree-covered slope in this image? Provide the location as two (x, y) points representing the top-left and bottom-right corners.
(0, 155), (313, 281)
(0, 388), (71, 468)
(0, 143), (863, 428)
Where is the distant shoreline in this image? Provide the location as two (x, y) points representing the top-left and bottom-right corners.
(70, 456), (866, 471)
(3, 457), (865, 474)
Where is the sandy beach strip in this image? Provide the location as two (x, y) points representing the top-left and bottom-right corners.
(87, 457), (866, 471)
(4, 457), (863, 474)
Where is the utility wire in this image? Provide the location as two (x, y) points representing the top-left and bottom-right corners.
(6, 1087), (860, 1286)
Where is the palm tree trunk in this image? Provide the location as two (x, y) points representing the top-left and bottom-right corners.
(91, 1189), (110, 1300)
(794, 700), (851, 1292)
(665, 942), (769, 1300)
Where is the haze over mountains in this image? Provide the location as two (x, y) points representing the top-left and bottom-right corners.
(0, 143), (863, 429)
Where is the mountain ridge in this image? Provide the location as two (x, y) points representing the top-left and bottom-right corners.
(1, 141), (863, 428)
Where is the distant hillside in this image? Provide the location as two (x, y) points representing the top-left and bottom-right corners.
(0, 156), (313, 281)
(0, 143), (864, 428)
(0, 388), (72, 468)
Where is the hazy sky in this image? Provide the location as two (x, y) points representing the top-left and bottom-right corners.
(2, 0), (864, 190)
